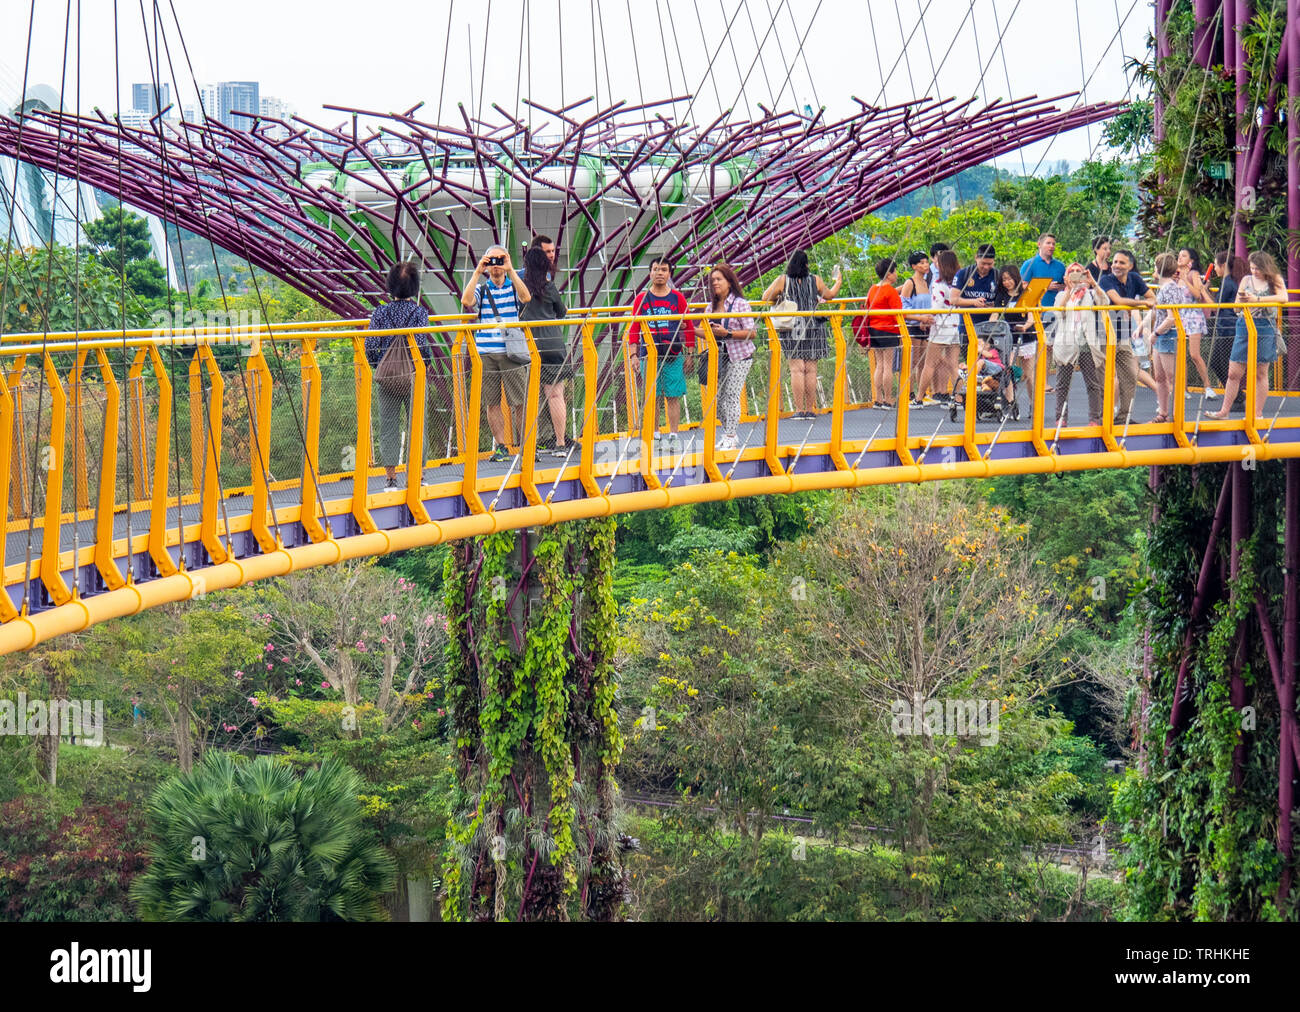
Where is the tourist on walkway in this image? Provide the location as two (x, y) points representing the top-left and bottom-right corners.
(1021, 232), (1067, 382)
(705, 263), (756, 450)
(519, 246), (573, 457)
(1098, 249), (1153, 426)
(1209, 251), (1249, 402)
(1176, 247), (1214, 397)
(954, 243), (1002, 341)
(1086, 235), (1112, 283)
(530, 234), (558, 277)
(761, 249), (842, 418)
(917, 250), (961, 406)
(901, 251), (932, 405)
(862, 258), (902, 409)
(1051, 263), (1105, 427)
(460, 245), (532, 461)
(1207, 252), (1288, 419)
(995, 263), (1038, 410)
(630, 257), (695, 452)
(927, 242), (950, 287)
(1148, 252), (1183, 422)
(366, 261), (436, 489)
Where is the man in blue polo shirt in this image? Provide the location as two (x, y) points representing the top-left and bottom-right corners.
(1020, 233), (1067, 305)
(1021, 232), (1067, 367)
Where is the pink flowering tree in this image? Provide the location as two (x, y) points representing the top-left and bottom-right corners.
(246, 561), (444, 733)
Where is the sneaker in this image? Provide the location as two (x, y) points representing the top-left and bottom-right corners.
(652, 430), (663, 443)
(383, 479), (400, 491)
(549, 444), (574, 458)
(922, 396), (942, 406)
(1204, 389), (1220, 401)
(666, 432), (683, 454)
(717, 434), (739, 451)
(909, 398), (926, 408)
(489, 447), (511, 463)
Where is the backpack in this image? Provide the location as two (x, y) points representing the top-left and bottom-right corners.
(374, 302), (422, 398)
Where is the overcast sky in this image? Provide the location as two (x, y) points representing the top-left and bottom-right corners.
(1, 0), (1150, 170)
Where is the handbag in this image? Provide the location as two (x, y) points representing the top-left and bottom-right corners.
(770, 276), (801, 332)
(482, 284), (532, 364)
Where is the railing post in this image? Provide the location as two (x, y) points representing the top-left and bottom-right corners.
(828, 314), (849, 470)
(145, 346), (177, 578)
(578, 322), (601, 499)
(298, 334), (328, 544)
(92, 347), (125, 589)
(197, 345), (229, 563)
(0, 367), (16, 620)
(350, 336), (377, 534)
(763, 317), (786, 478)
(405, 333), (432, 523)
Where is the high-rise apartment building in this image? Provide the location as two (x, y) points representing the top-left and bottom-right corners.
(215, 81), (259, 129)
(131, 82), (170, 116)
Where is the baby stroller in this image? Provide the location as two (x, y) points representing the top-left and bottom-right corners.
(950, 327), (1021, 423)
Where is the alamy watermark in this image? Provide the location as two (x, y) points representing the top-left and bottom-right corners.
(0, 693), (105, 745)
(891, 694), (1000, 747)
(151, 307), (263, 356)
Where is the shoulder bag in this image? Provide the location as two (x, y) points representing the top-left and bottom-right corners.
(770, 276), (801, 332)
(482, 284), (532, 364)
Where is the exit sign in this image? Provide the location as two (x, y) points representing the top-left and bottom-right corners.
(1206, 161), (1231, 180)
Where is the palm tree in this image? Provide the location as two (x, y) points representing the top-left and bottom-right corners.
(132, 752), (396, 921)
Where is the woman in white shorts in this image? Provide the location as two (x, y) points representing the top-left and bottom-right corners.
(917, 250), (962, 405)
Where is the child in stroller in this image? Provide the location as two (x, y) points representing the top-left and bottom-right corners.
(950, 334), (1021, 422)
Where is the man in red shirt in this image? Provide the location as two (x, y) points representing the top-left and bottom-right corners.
(629, 257), (696, 452)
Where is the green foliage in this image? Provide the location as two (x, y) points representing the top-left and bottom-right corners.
(618, 487), (1104, 919)
(627, 814), (1121, 922)
(132, 752), (397, 921)
(80, 206), (154, 274)
(990, 159), (1139, 253)
(1142, 1), (1291, 261)
(1, 243), (148, 333)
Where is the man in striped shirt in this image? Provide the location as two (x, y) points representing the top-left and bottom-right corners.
(460, 245), (532, 460)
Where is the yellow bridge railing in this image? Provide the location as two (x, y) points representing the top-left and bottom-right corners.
(0, 300), (1296, 654)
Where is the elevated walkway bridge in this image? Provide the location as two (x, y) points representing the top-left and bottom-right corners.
(2, 299), (1298, 653)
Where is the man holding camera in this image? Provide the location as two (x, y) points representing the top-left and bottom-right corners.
(461, 245), (532, 460)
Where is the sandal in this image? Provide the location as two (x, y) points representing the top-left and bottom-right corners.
(1148, 413), (1169, 424)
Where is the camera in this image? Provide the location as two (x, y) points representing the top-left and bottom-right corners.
(487, 255), (505, 267)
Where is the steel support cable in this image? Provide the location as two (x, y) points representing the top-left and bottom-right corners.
(143, 10), (244, 557)
(71, 0), (83, 596)
(1073, 0), (1093, 151)
(0, 8), (122, 350)
(1022, 0), (1140, 178)
(137, 0), (188, 571)
(164, 0), (330, 542)
(113, 0), (135, 579)
(436, 0), (456, 127)
(20, 0), (75, 614)
(992, 0), (1029, 179)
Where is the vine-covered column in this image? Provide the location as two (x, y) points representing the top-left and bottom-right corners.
(1116, 462), (1297, 920)
(440, 519), (628, 922)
